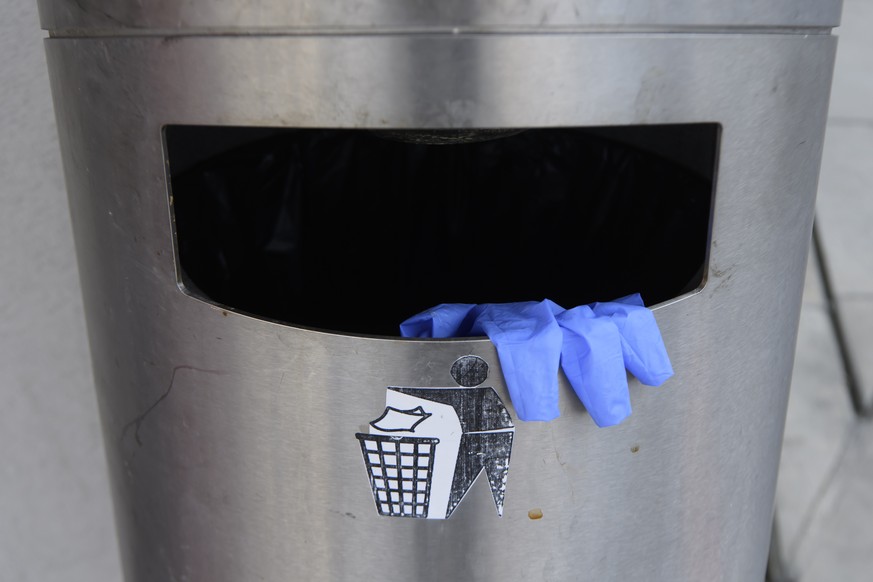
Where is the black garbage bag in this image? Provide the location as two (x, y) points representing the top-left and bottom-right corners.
(168, 126), (714, 336)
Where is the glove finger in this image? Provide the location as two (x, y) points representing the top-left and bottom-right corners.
(474, 301), (563, 421)
(592, 297), (673, 386)
(556, 307), (631, 427)
(399, 303), (477, 338)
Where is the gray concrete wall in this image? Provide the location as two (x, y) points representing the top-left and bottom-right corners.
(0, 3), (122, 580)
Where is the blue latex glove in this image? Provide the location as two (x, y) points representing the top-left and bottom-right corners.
(552, 304), (632, 427)
(592, 295), (674, 386)
(400, 294), (672, 427)
(403, 301), (563, 421)
(468, 302), (564, 422)
(400, 303), (477, 338)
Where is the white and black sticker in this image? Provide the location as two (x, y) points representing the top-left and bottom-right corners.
(355, 356), (515, 519)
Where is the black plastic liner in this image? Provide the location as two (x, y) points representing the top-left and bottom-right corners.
(167, 125), (717, 335)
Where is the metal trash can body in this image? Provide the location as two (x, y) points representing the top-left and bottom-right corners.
(40, 2), (840, 580)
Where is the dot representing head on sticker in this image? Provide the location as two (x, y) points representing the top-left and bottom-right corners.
(450, 355), (489, 387)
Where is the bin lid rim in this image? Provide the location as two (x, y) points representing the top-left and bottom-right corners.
(37, 0), (842, 35)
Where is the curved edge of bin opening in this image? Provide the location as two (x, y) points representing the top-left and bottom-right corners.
(163, 123), (719, 336)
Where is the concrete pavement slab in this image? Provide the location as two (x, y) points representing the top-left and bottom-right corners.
(777, 285), (855, 558)
(794, 420), (873, 581)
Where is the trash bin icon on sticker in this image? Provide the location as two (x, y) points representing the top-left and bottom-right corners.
(355, 433), (441, 518)
(356, 356), (515, 519)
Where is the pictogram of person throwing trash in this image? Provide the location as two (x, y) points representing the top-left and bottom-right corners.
(355, 355), (515, 519)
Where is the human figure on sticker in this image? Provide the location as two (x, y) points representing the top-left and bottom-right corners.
(355, 355), (515, 519)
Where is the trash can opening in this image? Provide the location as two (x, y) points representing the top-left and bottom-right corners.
(165, 124), (718, 335)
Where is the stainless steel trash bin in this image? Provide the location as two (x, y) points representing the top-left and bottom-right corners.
(40, 2), (840, 580)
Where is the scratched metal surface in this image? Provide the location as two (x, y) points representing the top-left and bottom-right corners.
(44, 30), (835, 582)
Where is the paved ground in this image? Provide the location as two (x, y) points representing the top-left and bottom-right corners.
(773, 0), (873, 579)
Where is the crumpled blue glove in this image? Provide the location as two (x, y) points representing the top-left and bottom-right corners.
(400, 294), (673, 427)
(401, 301), (563, 421)
(551, 303), (632, 427)
(591, 295), (674, 387)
